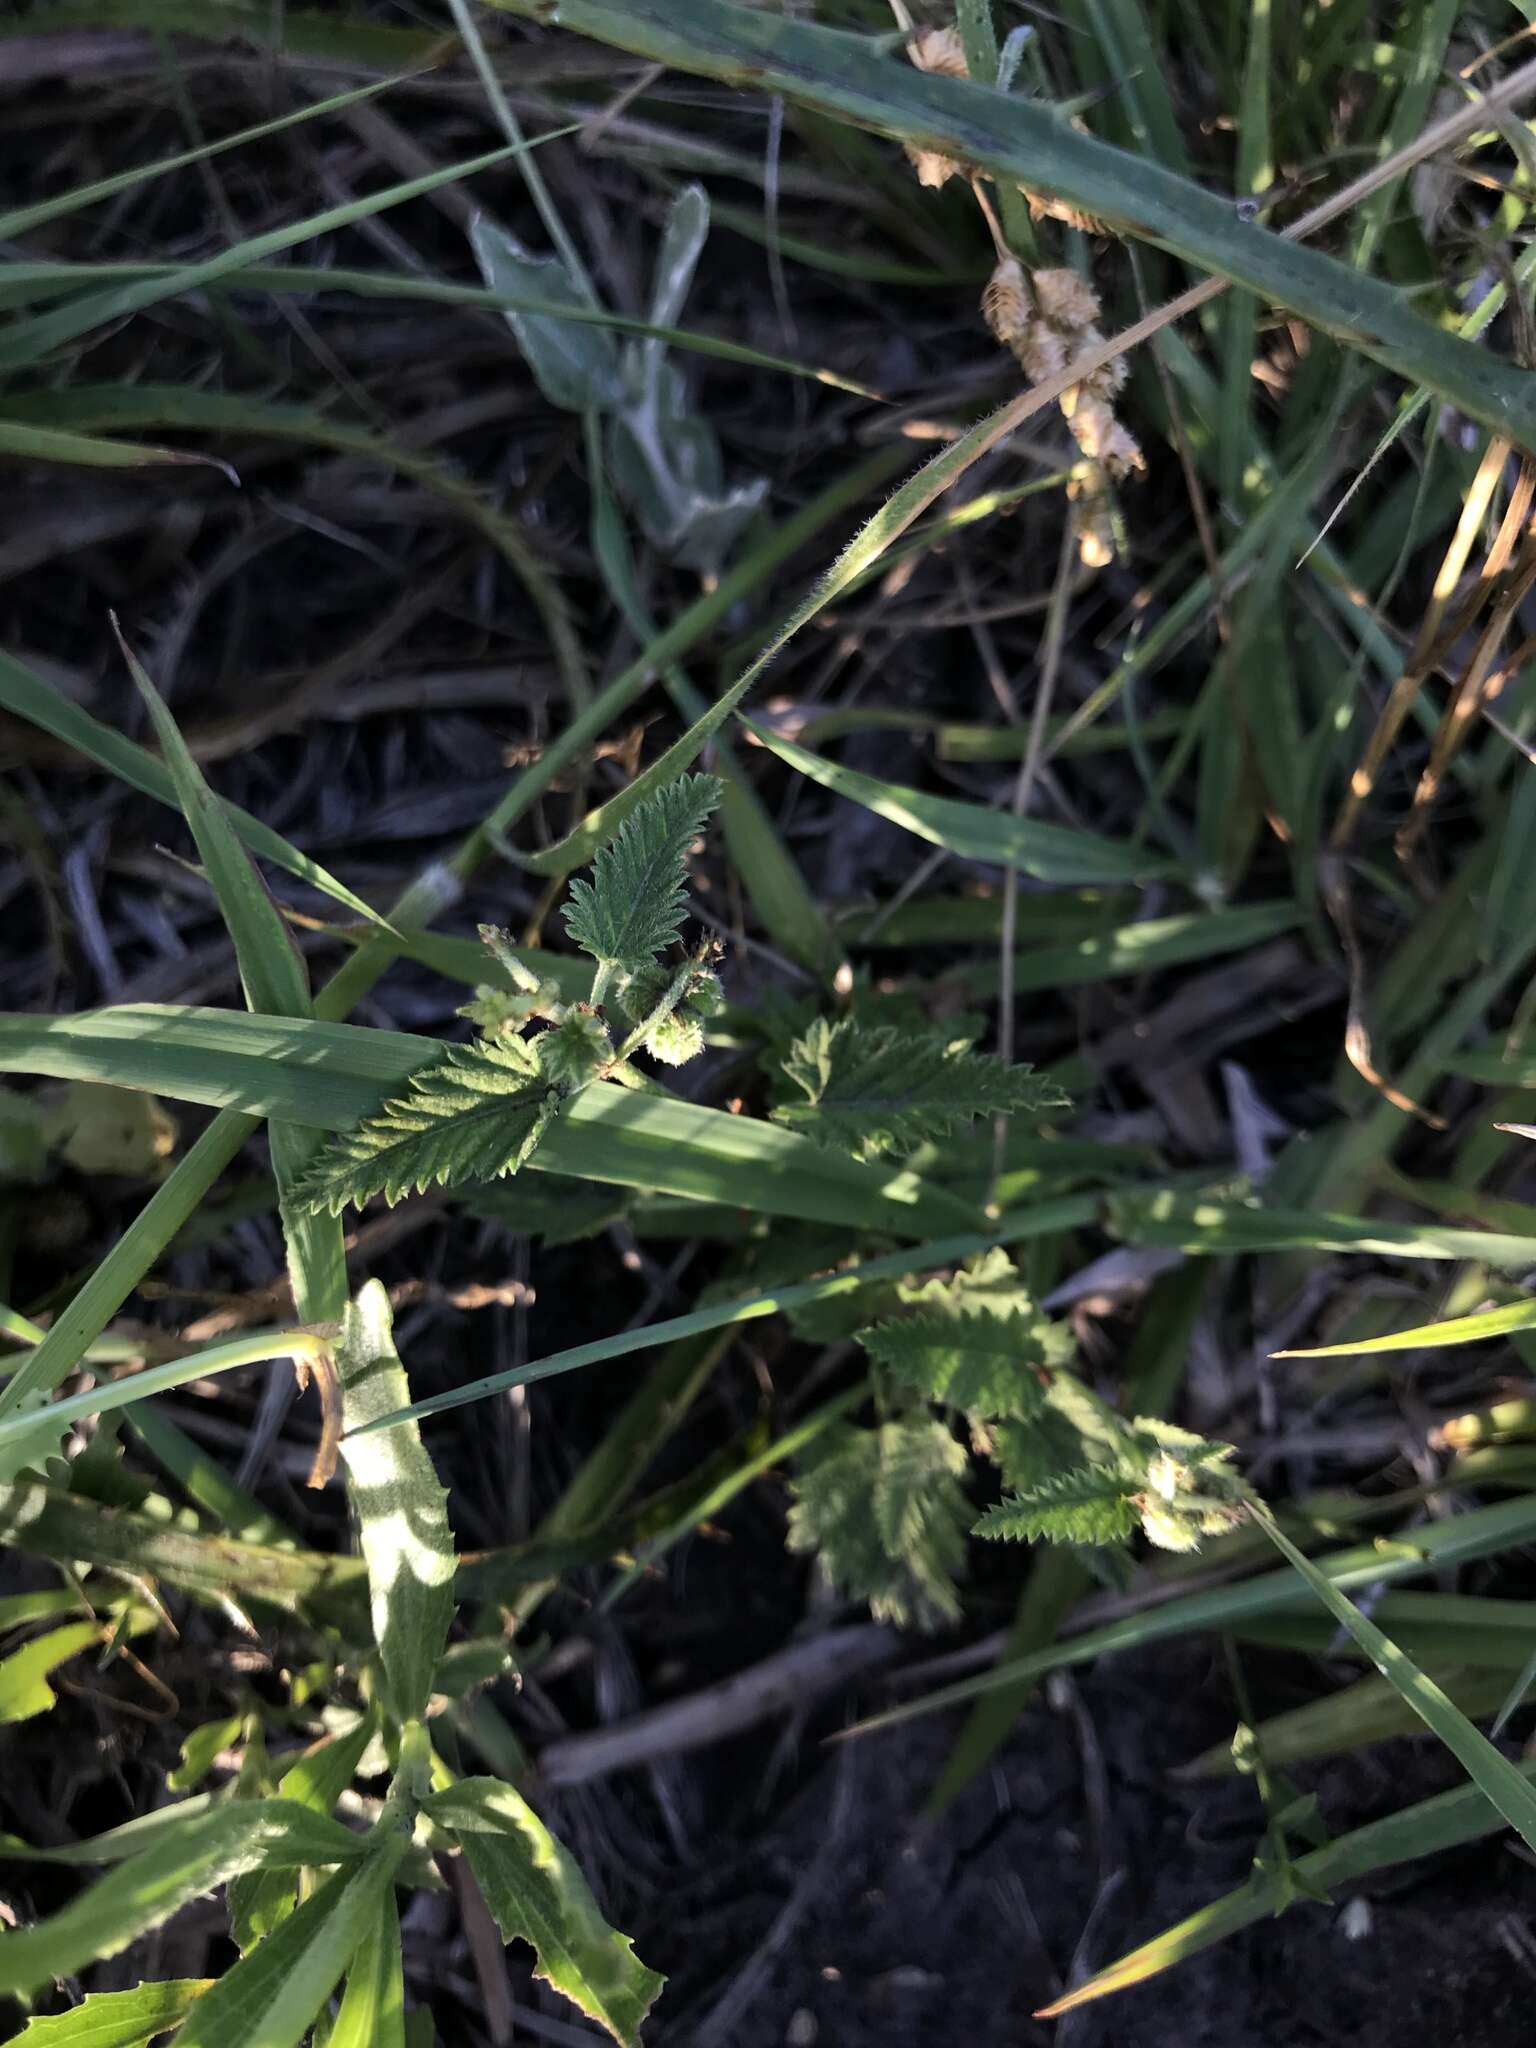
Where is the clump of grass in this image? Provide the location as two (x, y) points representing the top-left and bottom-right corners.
(5, 0), (1536, 2036)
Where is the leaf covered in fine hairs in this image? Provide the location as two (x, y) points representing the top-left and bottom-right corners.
(293, 1036), (550, 1214)
(562, 773), (722, 972)
(861, 1307), (1057, 1422)
(773, 1017), (1064, 1158)
(974, 1464), (1140, 1546)
(787, 1418), (969, 1631)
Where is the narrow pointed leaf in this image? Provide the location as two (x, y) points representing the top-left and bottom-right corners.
(1275, 1299), (1536, 1357)
(0, 1802), (369, 1997)
(174, 1833), (409, 2048)
(747, 725), (1176, 882)
(11, 1980), (212, 2046)
(330, 1885), (407, 2048)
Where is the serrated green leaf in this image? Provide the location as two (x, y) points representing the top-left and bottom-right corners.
(562, 773), (722, 974)
(293, 1037), (550, 1215)
(0, 1620), (102, 1725)
(469, 215), (625, 413)
(774, 1017), (1064, 1159)
(787, 1419), (969, 1631)
(975, 1465), (1140, 1546)
(337, 1284), (454, 1725)
(861, 1309), (1053, 1421)
(0, 1802), (369, 1997)
(174, 1832), (409, 2048)
(11, 1979), (212, 2046)
(425, 1778), (663, 2047)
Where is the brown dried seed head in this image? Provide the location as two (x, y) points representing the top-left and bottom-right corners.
(909, 25), (969, 77)
(905, 143), (963, 189)
(1021, 187), (1107, 235)
(1032, 267), (1102, 333)
(981, 258), (1033, 347)
(1016, 325), (1071, 385)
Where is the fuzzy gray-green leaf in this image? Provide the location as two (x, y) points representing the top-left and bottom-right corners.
(469, 214), (625, 414)
(861, 1308), (1056, 1421)
(337, 1283), (454, 1725)
(975, 1464), (1140, 1547)
(787, 1418), (969, 1630)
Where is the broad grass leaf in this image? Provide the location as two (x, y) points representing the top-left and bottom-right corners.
(337, 1283), (454, 1725)
(424, 1778), (663, 2046)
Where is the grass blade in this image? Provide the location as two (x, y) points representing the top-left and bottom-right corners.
(746, 723), (1178, 882)
(1250, 1506), (1536, 1855)
(117, 628), (346, 1325)
(481, 0), (1536, 450)
(0, 647), (390, 932)
(840, 1493), (1536, 1740)
(1037, 1753), (1536, 2015)
(1275, 1300), (1536, 1357)
(0, 1007), (982, 1235)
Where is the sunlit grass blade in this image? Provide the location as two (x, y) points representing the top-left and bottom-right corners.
(1111, 1190), (1536, 1269)
(1250, 1505), (1536, 1854)
(346, 1206), (1095, 1439)
(0, 647), (391, 932)
(0, 1801), (370, 1996)
(1036, 1751), (1536, 2016)
(1182, 1665), (1513, 1778)
(0, 1006), (983, 1235)
(1275, 1299), (1536, 1357)
(747, 723), (1179, 883)
(117, 626), (346, 1325)
(839, 1492), (1536, 1741)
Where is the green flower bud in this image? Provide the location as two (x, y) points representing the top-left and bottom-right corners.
(645, 1011), (706, 1066)
(537, 1010), (612, 1087)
